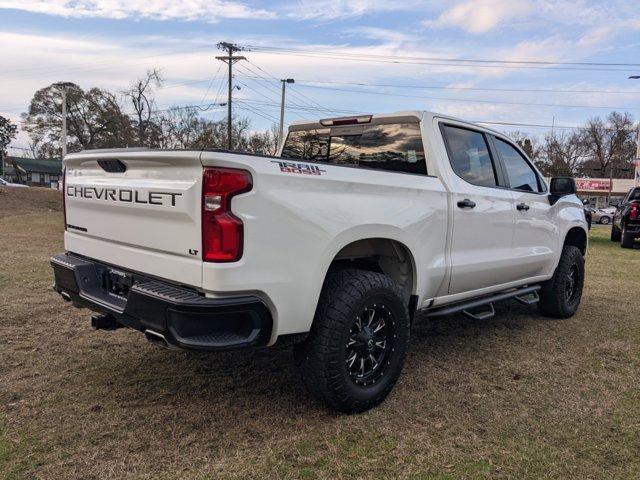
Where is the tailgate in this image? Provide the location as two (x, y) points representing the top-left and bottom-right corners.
(63, 150), (203, 287)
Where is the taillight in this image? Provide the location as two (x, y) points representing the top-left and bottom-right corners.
(202, 167), (252, 262)
(62, 167), (67, 230)
(631, 201), (639, 220)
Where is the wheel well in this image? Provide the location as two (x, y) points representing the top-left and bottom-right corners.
(329, 238), (415, 301)
(564, 227), (587, 255)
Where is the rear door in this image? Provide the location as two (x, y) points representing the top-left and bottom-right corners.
(440, 123), (516, 295)
(63, 150), (203, 287)
(491, 136), (557, 279)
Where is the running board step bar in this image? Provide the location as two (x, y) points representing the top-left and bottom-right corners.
(426, 285), (541, 320)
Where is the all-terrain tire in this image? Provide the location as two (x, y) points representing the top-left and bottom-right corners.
(611, 224), (621, 242)
(294, 269), (411, 413)
(538, 245), (585, 319)
(621, 225), (635, 249)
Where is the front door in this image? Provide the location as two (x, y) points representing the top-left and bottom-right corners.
(491, 136), (557, 279)
(440, 124), (516, 295)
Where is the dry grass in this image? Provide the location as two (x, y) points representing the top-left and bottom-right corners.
(1, 188), (639, 479)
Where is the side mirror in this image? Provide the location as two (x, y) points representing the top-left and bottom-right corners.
(549, 177), (576, 205)
(581, 198), (589, 206)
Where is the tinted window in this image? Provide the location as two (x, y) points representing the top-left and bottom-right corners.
(280, 128), (330, 162)
(281, 123), (427, 175)
(442, 125), (497, 187)
(628, 188), (640, 201)
(495, 138), (541, 192)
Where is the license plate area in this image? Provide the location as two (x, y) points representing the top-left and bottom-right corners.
(105, 268), (134, 299)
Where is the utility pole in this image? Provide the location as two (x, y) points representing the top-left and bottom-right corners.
(61, 87), (67, 158)
(53, 82), (74, 158)
(279, 78), (295, 149)
(628, 76), (640, 186)
(635, 123), (640, 187)
(216, 42), (245, 150)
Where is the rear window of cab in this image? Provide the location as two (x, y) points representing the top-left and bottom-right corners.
(281, 123), (427, 175)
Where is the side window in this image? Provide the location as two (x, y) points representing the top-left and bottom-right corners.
(495, 138), (542, 193)
(442, 125), (497, 187)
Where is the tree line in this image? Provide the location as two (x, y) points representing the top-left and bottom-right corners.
(507, 111), (637, 179)
(4, 69), (279, 160)
(0, 69), (637, 180)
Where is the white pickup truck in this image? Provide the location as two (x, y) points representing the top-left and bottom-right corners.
(51, 111), (588, 412)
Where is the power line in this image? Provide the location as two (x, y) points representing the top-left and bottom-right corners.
(282, 82), (640, 111)
(242, 59), (335, 114)
(244, 45), (640, 72)
(235, 74), (640, 96)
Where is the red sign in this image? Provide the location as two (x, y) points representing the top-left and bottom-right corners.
(575, 179), (612, 191)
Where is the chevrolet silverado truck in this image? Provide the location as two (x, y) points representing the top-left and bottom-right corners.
(51, 111), (588, 412)
(611, 187), (640, 248)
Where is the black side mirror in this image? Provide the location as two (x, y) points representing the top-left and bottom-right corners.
(549, 177), (577, 205)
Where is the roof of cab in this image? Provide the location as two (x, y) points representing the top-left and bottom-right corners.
(288, 110), (504, 137)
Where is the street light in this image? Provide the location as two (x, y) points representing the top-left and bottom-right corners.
(279, 78), (295, 150)
(53, 82), (75, 159)
(630, 75), (640, 186)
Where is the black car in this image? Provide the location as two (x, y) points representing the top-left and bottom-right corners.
(611, 187), (640, 249)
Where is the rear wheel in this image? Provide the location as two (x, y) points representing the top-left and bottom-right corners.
(294, 269), (410, 413)
(600, 216), (610, 225)
(621, 225), (635, 249)
(538, 245), (585, 319)
(611, 224), (621, 242)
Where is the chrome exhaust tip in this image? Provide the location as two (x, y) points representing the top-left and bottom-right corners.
(144, 330), (173, 349)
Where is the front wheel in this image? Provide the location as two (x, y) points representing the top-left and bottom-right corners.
(538, 245), (585, 319)
(294, 269), (411, 413)
(600, 216), (610, 225)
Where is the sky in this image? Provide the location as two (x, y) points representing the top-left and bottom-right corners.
(1, 0), (639, 153)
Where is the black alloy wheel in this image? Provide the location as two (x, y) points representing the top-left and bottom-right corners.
(346, 303), (396, 387)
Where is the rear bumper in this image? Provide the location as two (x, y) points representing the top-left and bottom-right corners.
(624, 223), (640, 236)
(50, 252), (272, 351)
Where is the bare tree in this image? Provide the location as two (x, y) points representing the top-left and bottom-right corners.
(578, 111), (636, 178)
(124, 69), (162, 147)
(23, 82), (133, 157)
(540, 130), (587, 177)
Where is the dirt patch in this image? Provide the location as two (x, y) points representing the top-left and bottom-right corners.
(0, 187), (62, 219)
(1, 190), (639, 479)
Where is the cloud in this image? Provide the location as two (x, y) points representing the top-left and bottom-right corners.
(577, 26), (613, 47)
(0, 0), (276, 22)
(345, 27), (419, 44)
(423, 0), (532, 34)
(285, 0), (425, 21)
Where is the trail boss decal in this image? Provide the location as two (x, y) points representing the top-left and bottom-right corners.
(271, 161), (325, 176)
(66, 185), (182, 207)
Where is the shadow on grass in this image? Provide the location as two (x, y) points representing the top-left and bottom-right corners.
(76, 298), (547, 418)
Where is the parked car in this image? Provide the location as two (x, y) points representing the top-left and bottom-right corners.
(0, 178), (28, 188)
(50, 111), (588, 412)
(592, 207), (616, 225)
(611, 187), (640, 249)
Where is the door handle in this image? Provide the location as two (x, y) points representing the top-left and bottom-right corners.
(517, 203), (530, 211)
(457, 199), (476, 209)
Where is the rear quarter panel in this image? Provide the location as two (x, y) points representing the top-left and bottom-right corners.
(200, 151), (448, 340)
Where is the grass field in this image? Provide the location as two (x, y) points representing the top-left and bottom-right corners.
(1, 187), (639, 479)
